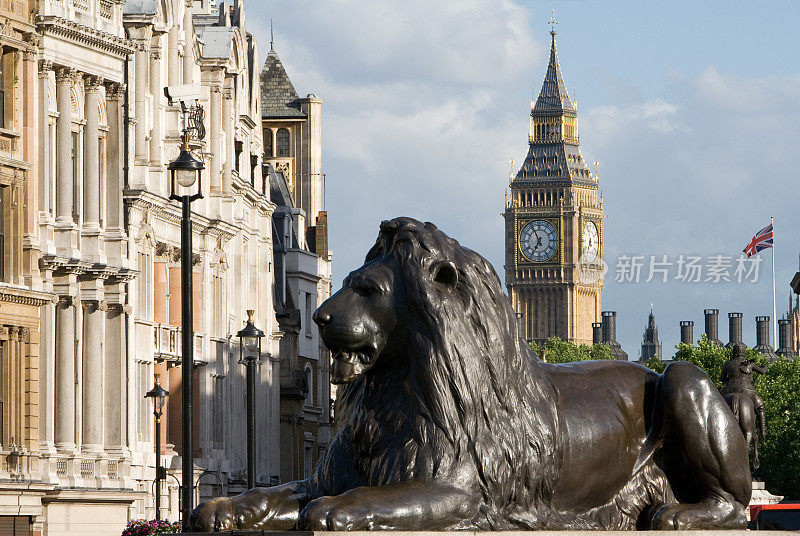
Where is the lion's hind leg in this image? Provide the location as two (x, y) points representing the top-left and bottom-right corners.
(650, 361), (751, 530)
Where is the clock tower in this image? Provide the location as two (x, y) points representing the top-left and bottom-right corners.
(504, 20), (604, 345)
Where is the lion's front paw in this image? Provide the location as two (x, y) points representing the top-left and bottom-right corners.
(190, 497), (236, 532)
(300, 496), (363, 531)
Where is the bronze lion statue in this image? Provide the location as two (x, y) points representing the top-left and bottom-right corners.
(192, 217), (751, 531)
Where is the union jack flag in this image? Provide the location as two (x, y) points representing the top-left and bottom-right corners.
(743, 223), (773, 258)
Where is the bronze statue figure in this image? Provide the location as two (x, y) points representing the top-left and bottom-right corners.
(191, 217), (751, 531)
(721, 345), (767, 471)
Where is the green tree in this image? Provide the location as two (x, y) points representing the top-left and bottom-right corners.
(531, 337), (612, 363)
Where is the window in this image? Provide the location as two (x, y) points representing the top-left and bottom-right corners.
(305, 292), (314, 335)
(71, 132), (80, 223)
(0, 52), (5, 128)
(137, 252), (152, 320)
(263, 128), (273, 158)
(0, 340), (4, 445)
(276, 128), (289, 157)
(212, 272), (225, 336)
(304, 365), (313, 406)
(234, 140), (242, 174)
(303, 441), (313, 479)
(99, 137), (106, 227)
(0, 186), (5, 281)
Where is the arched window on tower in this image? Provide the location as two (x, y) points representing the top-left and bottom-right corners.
(276, 128), (290, 157)
(263, 128), (273, 158)
(304, 364), (313, 406)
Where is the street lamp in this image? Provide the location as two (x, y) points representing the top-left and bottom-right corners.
(168, 127), (204, 532)
(145, 374), (169, 520)
(236, 309), (264, 489)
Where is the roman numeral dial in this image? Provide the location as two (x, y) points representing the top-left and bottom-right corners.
(519, 220), (558, 262)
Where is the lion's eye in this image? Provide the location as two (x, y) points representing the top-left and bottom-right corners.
(353, 282), (381, 297)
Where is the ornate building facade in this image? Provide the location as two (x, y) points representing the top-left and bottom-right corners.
(504, 24), (604, 346)
(261, 44), (332, 483)
(0, 0), (330, 534)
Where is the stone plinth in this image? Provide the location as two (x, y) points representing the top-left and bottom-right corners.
(169, 531), (790, 536)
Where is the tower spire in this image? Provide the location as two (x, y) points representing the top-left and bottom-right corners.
(532, 10), (574, 116)
(270, 18), (274, 51)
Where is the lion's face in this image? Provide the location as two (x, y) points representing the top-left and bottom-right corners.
(314, 256), (407, 384)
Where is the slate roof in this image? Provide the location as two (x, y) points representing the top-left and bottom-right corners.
(513, 30), (592, 187)
(532, 32), (576, 116)
(260, 50), (306, 119)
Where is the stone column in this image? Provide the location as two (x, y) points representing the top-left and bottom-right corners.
(55, 68), (75, 224)
(40, 299), (56, 453)
(82, 300), (106, 452)
(55, 296), (76, 451)
(38, 61), (51, 221)
(104, 301), (128, 454)
(183, 1), (194, 84)
(149, 46), (163, 167)
(209, 84), (221, 195)
(168, 25), (181, 86)
(83, 76), (102, 229)
(222, 86), (233, 194)
(134, 45), (149, 162)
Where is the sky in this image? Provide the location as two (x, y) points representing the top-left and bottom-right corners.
(245, 0), (800, 357)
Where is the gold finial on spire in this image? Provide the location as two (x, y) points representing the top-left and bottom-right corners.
(549, 8), (558, 36)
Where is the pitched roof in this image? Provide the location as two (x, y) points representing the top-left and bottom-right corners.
(532, 32), (576, 116)
(260, 49), (306, 119)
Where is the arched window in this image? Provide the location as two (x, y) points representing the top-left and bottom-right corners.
(304, 364), (313, 406)
(276, 128), (290, 157)
(263, 128), (273, 158)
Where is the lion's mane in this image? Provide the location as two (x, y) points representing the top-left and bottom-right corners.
(330, 218), (564, 529)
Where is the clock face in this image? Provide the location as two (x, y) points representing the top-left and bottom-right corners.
(582, 221), (600, 263)
(520, 220), (558, 262)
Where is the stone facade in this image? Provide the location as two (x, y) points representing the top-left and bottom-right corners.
(504, 26), (604, 346)
(0, 0), (330, 534)
(261, 44), (332, 483)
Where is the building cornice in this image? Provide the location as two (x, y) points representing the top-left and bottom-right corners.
(36, 15), (135, 57)
(0, 284), (53, 307)
(125, 189), (240, 242)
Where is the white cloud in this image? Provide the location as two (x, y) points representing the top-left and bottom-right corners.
(244, 1), (800, 356)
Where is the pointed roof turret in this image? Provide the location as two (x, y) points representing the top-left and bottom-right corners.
(532, 11), (576, 116)
(512, 13), (592, 186)
(640, 306), (662, 361)
(260, 47), (306, 119)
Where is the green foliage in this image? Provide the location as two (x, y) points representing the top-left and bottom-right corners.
(530, 337), (612, 363)
(756, 357), (800, 498)
(640, 335), (800, 500)
(531, 336), (800, 499)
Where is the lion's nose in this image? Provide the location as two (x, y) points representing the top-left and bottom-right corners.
(313, 308), (331, 326)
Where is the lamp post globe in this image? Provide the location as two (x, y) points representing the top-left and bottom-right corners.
(145, 375), (169, 520)
(236, 310), (265, 489)
(168, 147), (204, 191)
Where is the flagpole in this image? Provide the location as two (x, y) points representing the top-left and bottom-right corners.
(771, 216), (777, 347)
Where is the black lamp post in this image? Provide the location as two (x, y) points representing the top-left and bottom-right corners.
(145, 375), (169, 520)
(236, 309), (264, 489)
(169, 127), (204, 532)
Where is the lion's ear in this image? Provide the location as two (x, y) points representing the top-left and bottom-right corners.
(432, 260), (458, 288)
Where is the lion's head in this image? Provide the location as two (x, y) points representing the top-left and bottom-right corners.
(313, 218), (462, 384)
